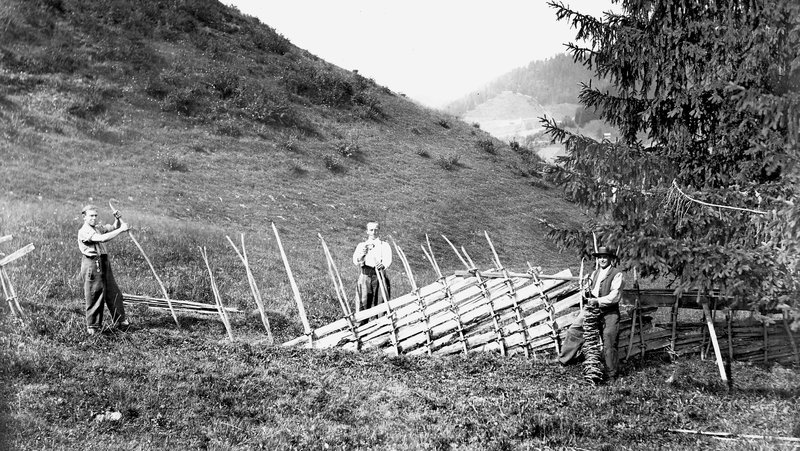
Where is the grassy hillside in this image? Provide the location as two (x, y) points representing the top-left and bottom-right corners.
(1, 1), (798, 449)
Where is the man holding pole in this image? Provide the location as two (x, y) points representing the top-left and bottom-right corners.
(558, 246), (624, 382)
(78, 205), (130, 335)
(352, 222), (392, 312)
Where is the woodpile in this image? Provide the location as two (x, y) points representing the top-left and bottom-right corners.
(122, 293), (242, 316)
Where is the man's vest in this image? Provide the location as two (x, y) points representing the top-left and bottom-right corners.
(591, 266), (622, 311)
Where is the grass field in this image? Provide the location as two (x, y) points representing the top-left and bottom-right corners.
(1, 1), (798, 449)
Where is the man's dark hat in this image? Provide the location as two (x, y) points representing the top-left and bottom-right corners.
(592, 246), (617, 258)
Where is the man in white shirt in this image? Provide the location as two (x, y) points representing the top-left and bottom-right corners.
(352, 222), (392, 313)
(78, 205), (130, 335)
(558, 246), (624, 381)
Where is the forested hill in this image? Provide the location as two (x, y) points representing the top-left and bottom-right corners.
(444, 53), (608, 116)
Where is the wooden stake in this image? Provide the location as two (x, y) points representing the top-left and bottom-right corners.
(782, 311), (799, 365)
(128, 231), (180, 327)
(0, 243), (35, 267)
(199, 247), (235, 341)
(666, 428), (800, 443)
(271, 222), (312, 342)
(392, 239), (433, 355)
(375, 264), (400, 356)
(726, 310), (734, 360)
(485, 231), (530, 358)
(528, 263), (560, 356)
(420, 244), (467, 354)
(763, 314), (769, 363)
(700, 292), (728, 385)
(461, 244), (506, 356)
(0, 269), (17, 317)
(441, 235), (470, 269)
(669, 292), (680, 359)
(0, 267), (24, 318)
(319, 233), (360, 348)
(226, 234), (273, 342)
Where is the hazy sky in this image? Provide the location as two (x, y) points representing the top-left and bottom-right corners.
(226, 1), (616, 108)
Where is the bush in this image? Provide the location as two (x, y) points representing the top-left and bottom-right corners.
(162, 154), (188, 172)
(353, 91), (385, 120)
(283, 134), (300, 152)
(509, 140), (522, 153)
(471, 122), (481, 129)
(436, 154), (460, 170)
(476, 139), (496, 155)
(415, 148), (430, 158)
(215, 122), (242, 137)
(160, 88), (206, 117)
(333, 132), (361, 158)
(67, 99), (106, 120)
(287, 159), (306, 175)
(322, 154), (344, 172)
(436, 118), (450, 129)
(284, 62), (354, 107)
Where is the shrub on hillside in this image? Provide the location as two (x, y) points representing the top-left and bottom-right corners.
(215, 122), (243, 137)
(162, 154), (188, 172)
(353, 91), (385, 121)
(436, 118), (450, 129)
(283, 134), (300, 152)
(333, 134), (361, 158)
(436, 154), (460, 170)
(204, 67), (240, 100)
(284, 62), (354, 107)
(476, 138), (496, 155)
(160, 88), (207, 117)
(415, 148), (430, 158)
(67, 98), (106, 120)
(322, 154), (344, 172)
(250, 25), (292, 55)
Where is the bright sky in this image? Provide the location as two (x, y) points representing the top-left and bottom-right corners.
(226, 1), (616, 108)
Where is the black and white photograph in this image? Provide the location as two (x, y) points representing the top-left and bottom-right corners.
(1, 0), (798, 449)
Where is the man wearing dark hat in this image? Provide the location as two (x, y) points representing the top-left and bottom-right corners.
(78, 204), (130, 335)
(558, 246), (624, 381)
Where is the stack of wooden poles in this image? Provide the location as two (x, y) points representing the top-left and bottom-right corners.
(285, 232), (594, 357)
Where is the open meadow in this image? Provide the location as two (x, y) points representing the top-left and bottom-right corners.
(1, 0), (799, 449)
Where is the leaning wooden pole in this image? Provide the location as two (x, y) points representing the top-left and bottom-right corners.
(1, 268), (23, 318)
(462, 245), (507, 357)
(199, 247), (235, 341)
(699, 289), (729, 385)
(128, 231), (180, 327)
(0, 270), (18, 317)
(441, 235), (470, 269)
(485, 231), (530, 358)
(783, 311), (800, 365)
(226, 234), (273, 342)
(109, 201), (179, 327)
(271, 222), (312, 344)
(319, 233), (360, 348)
(375, 262), (400, 356)
(392, 238), (434, 355)
(421, 242), (468, 354)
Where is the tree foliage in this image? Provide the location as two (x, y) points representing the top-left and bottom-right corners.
(545, 0), (800, 320)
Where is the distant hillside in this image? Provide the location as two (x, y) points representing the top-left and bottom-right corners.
(444, 53), (607, 117)
(461, 91), (552, 140)
(0, 0), (589, 322)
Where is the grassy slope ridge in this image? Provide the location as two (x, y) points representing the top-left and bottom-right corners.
(1, 1), (798, 449)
